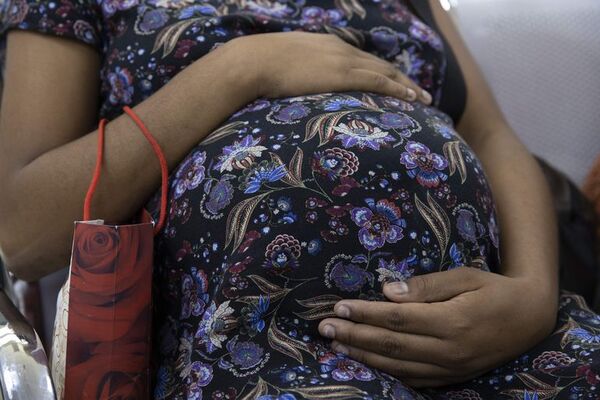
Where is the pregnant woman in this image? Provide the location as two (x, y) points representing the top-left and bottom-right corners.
(1, 0), (599, 398)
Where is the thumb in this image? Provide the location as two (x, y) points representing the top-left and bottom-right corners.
(383, 267), (485, 303)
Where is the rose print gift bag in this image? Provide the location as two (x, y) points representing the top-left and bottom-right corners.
(51, 107), (168, 399)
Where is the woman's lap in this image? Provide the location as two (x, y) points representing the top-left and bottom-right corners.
(149, 92), (597, 399)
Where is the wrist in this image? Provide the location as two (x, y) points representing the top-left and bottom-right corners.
(220, 36), (263, 101)
(514, 275), (558, 330)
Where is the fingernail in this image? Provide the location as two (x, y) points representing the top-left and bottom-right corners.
(406, 88), (417, 101)
(333, 343), (349, 355)
(388, 281), (409, 296)
(322, 324), (336, 339)
(335, 305), (351, 319)
(421, 90), (432, 104)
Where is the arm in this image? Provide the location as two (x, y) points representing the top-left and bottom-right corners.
(0, 31), (430, 281)
(0, 31), (256, 281)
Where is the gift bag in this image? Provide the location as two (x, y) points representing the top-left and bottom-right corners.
(51, 107), (168, 399)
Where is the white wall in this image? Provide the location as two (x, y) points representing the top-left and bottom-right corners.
(450, 0), (600, 185)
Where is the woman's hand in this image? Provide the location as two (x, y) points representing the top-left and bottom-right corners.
(228, 32), (432, 104)
(317, 267), (558, 388)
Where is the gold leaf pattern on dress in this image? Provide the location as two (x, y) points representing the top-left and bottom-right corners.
(415, 192), (450, 265)
(293, 304), (336, 320)
(296, 294), (342, 308)
(290, 385), (368, 399)
(304, 111), (352, 146)
(267, 319), (304, 363)
(239, 377), (268, 400)
(443, 141), (467, 184)
(225, 193), (269, 253)
(334, 0), (366, 20)
(202, 121), (248, 145)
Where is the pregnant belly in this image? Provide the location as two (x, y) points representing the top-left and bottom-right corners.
(152, 91), (501, 396)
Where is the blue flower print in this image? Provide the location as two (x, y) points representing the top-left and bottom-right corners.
(334, 120), (395, 150)
(180, 267), (209, 319)
(215, 135), (267, 173)
(268, 103), (311, 124)
(375, 256), (417, 283)
(351, 198), (406, 251)
(409, 19), (443, 50)
(185, 361), (213, 400)
(243, 0), (295, 18)
(455, 209), (485, 243)
(195, 301), (235, 353)
(100, 0), (138, 17)
(241, 295), (270, 335)
(107, 66), (134, 105)
(322, 96), (363, 111)
(138, 9), (169, 33)
(524, 390), (539, 400)
(300, 6), (345, 28)
(399, 141), (448, 188)
(330, 260), (373, 292)
(228, 340), (265, 369)
(257, 394), (296, 400)
(371, 112), (414, 131)
(178, 3), (218, 19)
(395, 48), (426, 82)
(173, 150), (206, 199)
(568, 327), (600, 346)
(205, 177), (235, 215)
(320, 353), (375, 382)
(242, 161), (287, 194)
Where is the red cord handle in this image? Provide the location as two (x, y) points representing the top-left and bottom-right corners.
(83, 107), (169, 236)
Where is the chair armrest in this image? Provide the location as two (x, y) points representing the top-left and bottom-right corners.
(0, 289), (56, 399)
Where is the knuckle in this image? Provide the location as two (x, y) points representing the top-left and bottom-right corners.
(413, 276), (430, 295)
(389, 364), (408, 378)
(450, 348), (473, 366)
(380, 334), (401, 357)
(344, 328), (358, 346)
(372, 74), (389, 90)
(449, 314), (471, 336)
(388, 309), (407, 331)
(351, 348), (366, 363)
(385, 66), (398, 79)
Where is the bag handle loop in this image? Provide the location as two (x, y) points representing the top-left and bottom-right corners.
(83, 106), (169, 236)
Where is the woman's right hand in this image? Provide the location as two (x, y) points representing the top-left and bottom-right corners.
(228, 32), (432, 105)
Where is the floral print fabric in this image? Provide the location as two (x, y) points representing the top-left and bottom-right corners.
(2, 0), (600, 398)
(151, 91), (504, 399)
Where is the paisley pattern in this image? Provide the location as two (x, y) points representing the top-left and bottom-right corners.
(2, 0), (600, 398)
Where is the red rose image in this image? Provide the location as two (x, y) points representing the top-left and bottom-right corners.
(65, 221), (153, 400)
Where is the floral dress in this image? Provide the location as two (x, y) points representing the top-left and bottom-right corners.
(2, 0), (600, 399)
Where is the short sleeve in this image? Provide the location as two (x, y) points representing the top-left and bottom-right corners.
(0, 0), (104, 51)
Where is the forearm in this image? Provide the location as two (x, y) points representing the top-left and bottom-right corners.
(2, 42), (254, 280)
(470, 124), (559, 295)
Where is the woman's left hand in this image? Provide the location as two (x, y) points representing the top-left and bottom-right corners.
(317, 267), (558, 388)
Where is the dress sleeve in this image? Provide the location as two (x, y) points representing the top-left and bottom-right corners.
(0, 0), (104, 51)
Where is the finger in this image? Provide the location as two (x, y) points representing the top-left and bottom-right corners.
(330, 340), (455, 379)
(348, 68), (417, 102)
(383, 267), (486, 303)
(318, 318), (449, 364)
(355, 54), (433, 104)
(332, 300), (447, 337)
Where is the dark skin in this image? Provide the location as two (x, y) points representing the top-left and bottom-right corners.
(0, 0), (558, 386)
